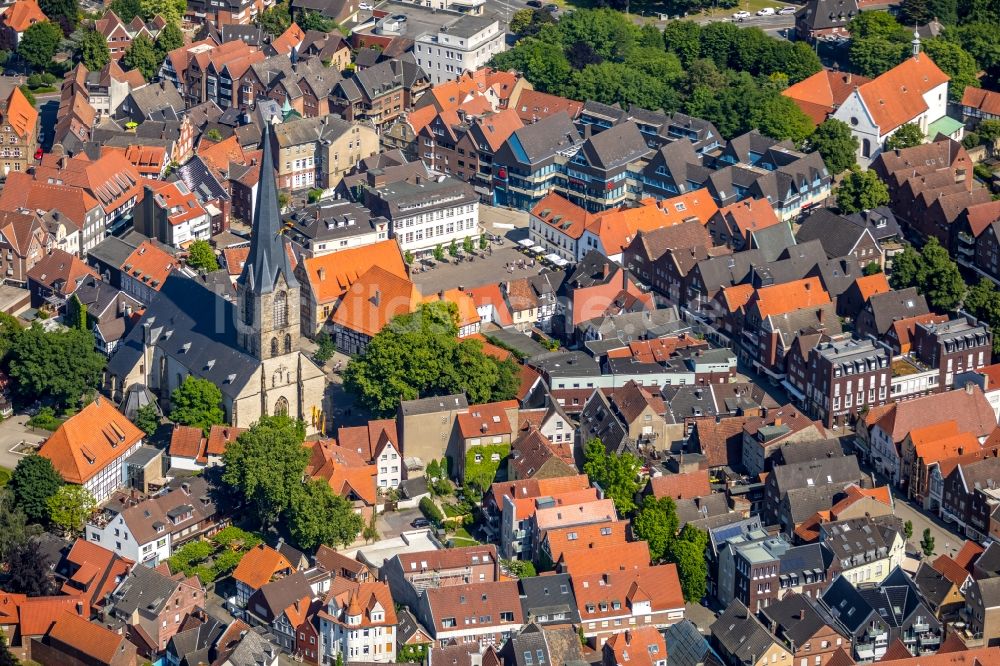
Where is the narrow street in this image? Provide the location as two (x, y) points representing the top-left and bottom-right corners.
(891, 492), (966, 560)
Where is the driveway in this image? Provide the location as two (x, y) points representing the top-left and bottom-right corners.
(377, 507), (424, 539)
(0, 414), (48, 471)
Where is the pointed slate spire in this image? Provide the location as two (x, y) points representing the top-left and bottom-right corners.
(238, 123), (298, 295)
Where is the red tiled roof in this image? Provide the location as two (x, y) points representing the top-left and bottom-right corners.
(857, 55), (950, 133)
(39, 397), (143, 485)
(120, 241), (178, 291)
(783, 70), (873, 125)
(301, 239), (407, 305)
(232, 544), (294, 591)
(1, 0), (47, 33)
(649, 469), (711, 500)
(514, 89), (583, 123)
(47, 611), (129, 664)
(750, 277), (830, 318)
(962, 87), (1000, 117)
(854, 273), (891, 303)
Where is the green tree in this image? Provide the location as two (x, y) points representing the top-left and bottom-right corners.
(155, 20), (184, 57)
(18, 21), (63, 71)
(8, 326), (105, 409)
(889, 238), (966, 311)
(900, 0), (932, 24)
(479, 235), (488, 251)
(39, 0), (78, 34)
(0, 490), (41, 565)
(632, 495), (679, 562)
(313, 331), (335, 364)
(5, 538), (54, 596)
(503, 559), (537, 578)
(79, 28), (110, 71)
(47, 485), (95, 536)
(186, 240), (219, 272)
(9, 455), (63, 525)
(808, 119), (859, 174)
(139, 0), (186, 24)
(123, 34), (159, 81)
(864, 261), (882, 276)
(344, 301), (519, 415)
(667, 527), (708, 603)
(288, 479), (363, 550)
(169, 375), (225, 434)
(850, 12), (911, 41)
(463, 236), (474, 254)
(751, 93), (814, 143)
(66, 294), (88, 332)
(297, 10), (336, 32)
(663, 20), (701, 67)
(904, 520), (914, 539)
(0, 311), (22, 366)
(206, 128), (223, 141)
(491, 37), (573, 96)
(0, 630), (18, 666)
(921, 528), (935, 556)
(582, 438), (641, 515)
(222, 415), (309, 528)
(922, 38), (980, 101)
(979, 119), (1000, 143)
(949, 22), (1000, 72)
(850, 37), (910, 77)
(256, 0), (291, 36)
(432, 244), (444, 261)
(886, 122), (925, 150)
(109, 0), (143, 21)
(404, 250), (414, 264)
(133, 403), (161, 437)
(557, 8), (638, 62)
(362, 508), (378, 543)
(448, 239), (459, 257)
(836, 166), (890, 214)
(509, 8), (534, 34)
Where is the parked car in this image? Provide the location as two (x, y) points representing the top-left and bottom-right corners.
(527, 0), (543, 7)
(756, 6), (775, 15)
(411, 517), (430, 528)
(359, 2), (373, 8)
(732, 10), (751, 18)
(778, 5), (796, 12)
(545, 3), (558, 10)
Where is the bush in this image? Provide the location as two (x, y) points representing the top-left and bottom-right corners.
(27, 407), (63, 431)
(419, 497), (444, 526)
(212, 526), (261, 550)
(212, 548), (244, 577)
(307, 188), (324, 203)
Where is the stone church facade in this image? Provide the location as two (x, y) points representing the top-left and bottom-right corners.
(105, 125), (327, 434)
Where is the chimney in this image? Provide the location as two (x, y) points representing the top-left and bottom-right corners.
(602, 263), (611, 279)
(966, 382), (975, 395)
(583, 124), (592, 140)
(846, 72), (852, 84)
(774, 418), (782, 427)
(373, 289), (381, 306)
(624, 629), (632, 645)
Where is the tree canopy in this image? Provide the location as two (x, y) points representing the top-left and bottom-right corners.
(491, 13), (820, 141)
(170, 376), (225, 434)
(964, 279), (1000, 354)
(8, 325), (105, 409)
(5, 538), (54, 596)
(18, 21), (64, 71)
(344, 301), (520, 415)
(807, 119), (859, 174)
(155, 21), (184, 57)
(79, 28), (110, 71)
(582, 438), (641, 515)
(222, 415), (309, 528)
(139, 0), (186, 24)
(288, 479), (364, 551)
(922, 38), (980, 101)
(835, 166), (890, 214)
(255, 0), (291, 37)
(47, 485), (95, 536)
(186, 240), (219, 272)
(890, 237), (967, 312)
(39, 0), (77, 34)
(632, 495), (679, 562)
(886, 123), (926, 151)
(123, 34), (160, 81)
(9, 455), (63, 525)
(133, 403), (161, 437)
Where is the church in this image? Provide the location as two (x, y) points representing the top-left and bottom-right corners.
(105, 127), (328, 434)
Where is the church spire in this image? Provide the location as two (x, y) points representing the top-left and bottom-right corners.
(238, 123), (298, 296)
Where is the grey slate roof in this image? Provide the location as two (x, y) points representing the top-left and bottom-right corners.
(166, 613), (226, 666)
(844, 207), (901, 242)
(761, 593), (842, 649)
(664, 619), (723, 666)
(399, 393), (468, 416)
(127, 82), (185, 119)
(747, 222), (796, 263)
(796, 0), (859, 31)
(912, 562), (955, 609)
(518, 573), (580, 624)
(109, 565), (186, 619)
(771, 454), (861, 495)
(173, 156), (230, 203)
(224, 627), (280, 666)
(500, 112), (582, 165)
(107, 273), (259, 399)
(711, 600), (780, 663)
(578, 120), (652, 170)
(796, 209), (872, 260)
(238, 125), (297, 295)
(865, 287), (930, 335)
(502, 623), (550, 666)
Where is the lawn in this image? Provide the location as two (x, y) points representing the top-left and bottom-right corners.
(0, 466), (10, 487)
(442, 503), (467, 518)
(450, 527), (480, 547)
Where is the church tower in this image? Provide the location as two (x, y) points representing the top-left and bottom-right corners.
(236, 124), (300, 360)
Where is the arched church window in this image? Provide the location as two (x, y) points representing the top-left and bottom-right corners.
(271, 337), (278, 357)
(274, 396), (289, 417)
(274, 291), (288, 328)
(244, 297), (254, 326)
(284, 334), (292, 353)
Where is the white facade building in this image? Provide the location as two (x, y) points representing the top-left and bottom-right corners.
(832, 45), (951, 167)
(318, 582), (397, 663)
(414, 15), (505, 85)
(375, 439), (402, 490)
(369, 175), (480, 257)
